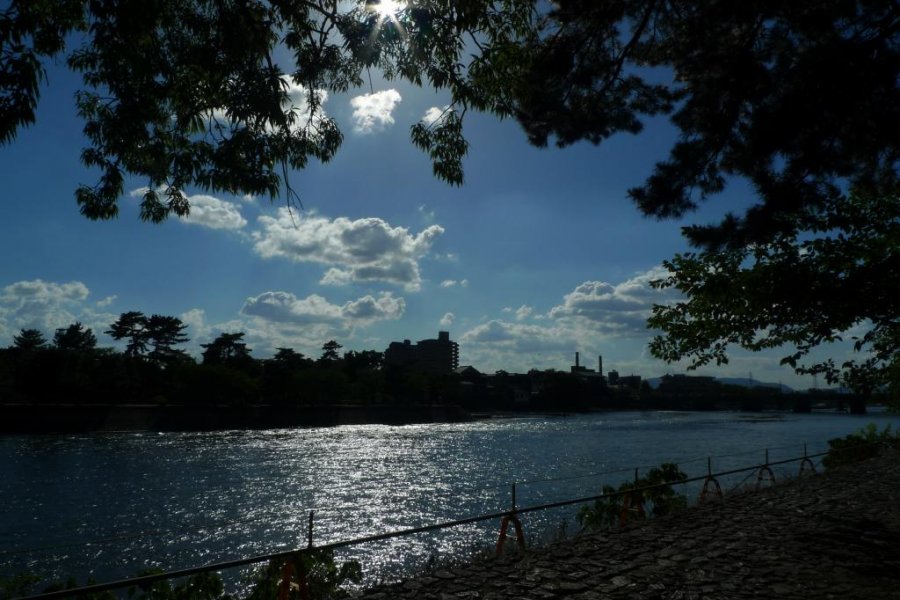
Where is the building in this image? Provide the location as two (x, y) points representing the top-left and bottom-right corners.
(384, 331), (460, 374)
(570, 352), (605, 384)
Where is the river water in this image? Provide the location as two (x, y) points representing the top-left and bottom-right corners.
(2, 410), (898, 589)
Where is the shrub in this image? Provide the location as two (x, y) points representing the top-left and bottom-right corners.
(577, 463), (688, 530)
(823, 424), (900, 470)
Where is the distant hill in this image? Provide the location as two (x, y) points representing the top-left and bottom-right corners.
(645, 376), (794, 393)
(716, 377), (794, 393)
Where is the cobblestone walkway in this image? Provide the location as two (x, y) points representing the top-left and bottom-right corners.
(358, 451), (900, 599)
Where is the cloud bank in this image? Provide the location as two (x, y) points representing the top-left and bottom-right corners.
(241, 290), (404, 327)
(0, 279), (115, 342)
(253, 209), (444, 290)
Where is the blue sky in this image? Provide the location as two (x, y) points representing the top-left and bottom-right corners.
(0, 55), (840, 388)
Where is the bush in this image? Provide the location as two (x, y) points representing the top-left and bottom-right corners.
(2, 551), (361, 600)
(577, 463), (688, 530)
(822, 424), (900, 470)
(244, 551), (361, 600)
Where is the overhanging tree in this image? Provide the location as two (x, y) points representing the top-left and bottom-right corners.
(648, 184), (899, 394)
(2, 0), (898, 389)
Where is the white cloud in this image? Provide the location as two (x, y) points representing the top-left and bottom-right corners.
(455, 267), (682, 374)
(350, 89), (402, 134)
(440, 312), (455, 327)
(180, 194), (247, 230)
(0, 280), (89, 333)
(96, 295), (117, 308)
(241, 290), (404, 328)
(128, 188), (247, 230)
(514, 305), (533, 320)
(458, 319), (573, 371)
(253, 209), (444, 291)
(418, 204), (436, 223)
(177, 291), (406, 359)
(440, 279), (468, 288)
(548, 266), (677, 336)
(421, 105), (451, 126)
(0, 279), (115, 343)
(180, 308), (209, 337)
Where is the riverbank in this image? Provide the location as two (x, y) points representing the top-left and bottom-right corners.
(2, 402), (878, 433)
(358, 449), (900, 599)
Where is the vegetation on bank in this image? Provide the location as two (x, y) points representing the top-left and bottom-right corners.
(0, 318), (442, 408)
(0, 551), (361, 600)
(0, 317), (604, 412)
(577, 463), (689, 531)
(822, 424), (900, 470)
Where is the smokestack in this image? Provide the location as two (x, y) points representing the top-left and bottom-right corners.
(575, 351), (580, 368)
(598, 355), (603, 377)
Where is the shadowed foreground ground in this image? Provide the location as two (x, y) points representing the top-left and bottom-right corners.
(358, 451), (900, 599)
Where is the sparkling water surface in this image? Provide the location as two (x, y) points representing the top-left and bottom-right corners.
(2, 410), (898, 588)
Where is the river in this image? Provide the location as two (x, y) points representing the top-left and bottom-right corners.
(1, 410), (898, 590)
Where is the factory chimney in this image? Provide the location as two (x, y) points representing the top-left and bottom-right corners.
(575, 351), (580, 368)
(598, 355), (603, 377)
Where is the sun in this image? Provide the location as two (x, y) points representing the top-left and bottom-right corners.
(368, 0), (406, 18)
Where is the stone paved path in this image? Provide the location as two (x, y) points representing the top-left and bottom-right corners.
(358, 451), (900, 599)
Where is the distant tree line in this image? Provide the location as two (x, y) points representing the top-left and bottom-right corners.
(0, 313), (453, 407)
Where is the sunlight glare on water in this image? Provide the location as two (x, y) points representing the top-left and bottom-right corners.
(2, 410), (899, 588)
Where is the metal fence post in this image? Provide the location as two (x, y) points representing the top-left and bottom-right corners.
(699, 456), (723, 503)
(495, 481), (526, 556)
(755, 448), (775, 489)
(799, 442), (816, 476)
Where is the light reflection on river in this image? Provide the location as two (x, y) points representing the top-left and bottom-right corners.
(1, 410), (898, 588)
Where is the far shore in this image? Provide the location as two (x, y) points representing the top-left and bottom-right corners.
(0, 402), (471, 433)
(0, 401), (878, 434)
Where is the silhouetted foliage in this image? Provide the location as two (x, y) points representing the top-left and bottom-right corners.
(128, 570), (228, 600)
(577, 463), (688, 530)
(0, 549), (361, 600)
(106, 312), (191, 366)
(649, 185), (900, 394)
(53, 322), (97, 351)
(822, 424), (900, 470)
(0, 573), (41, 600)
(245, 552), (361, 600)
(106, 311), (150, 357)
(343, 350), (383, 373)
(201, 332), (252, 368)
(12, 328), (46, 352)
(143, 315), (190, 366)
(319, 340), (342, 363)
(273, 347), (309, 367)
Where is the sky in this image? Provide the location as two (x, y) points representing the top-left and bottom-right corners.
(0, 32), (848, 389)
